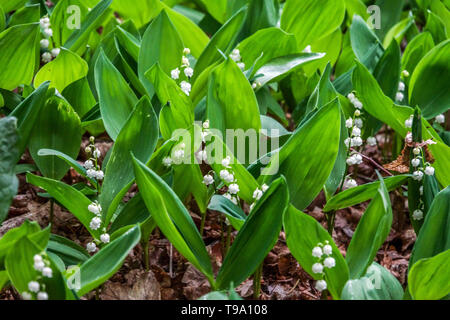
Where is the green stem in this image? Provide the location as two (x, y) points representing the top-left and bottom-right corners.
(253, 263), (263, 299)
(142, 241), (150, 272)
(326, 210), (335, 235)
(225, 224), (232, 255)
(200, 212), (206, 236)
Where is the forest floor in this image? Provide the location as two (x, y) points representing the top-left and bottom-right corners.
(0, 129), (415, 300)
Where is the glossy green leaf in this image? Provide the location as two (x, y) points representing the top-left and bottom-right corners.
(262, 99), (341, 210)
(208, 195), (246, 231)
(145, 63), (193, 140)
(241, 0), (279, 38)
(47, 234), (90, 267)
(8, 3), (40, 26)
(108, 193), (151, 234)
(94, 50), (138, 141)
(401, 32), (435, 76)
(0, 271), (8, 291)
(101, 96), (158, 225)
(26, 173), (100, 238)
(77, 225), (141, 296)
(138, 10), (184, 96)
(238, 27), (298, 76)
(34, 48), (88, 92)
(50, 0), (89, 47)
(254, 53), (325, 88)
(9, 82), (50, 161)
(207, 58), (261, 135)
(0, 117), (19, 223)
(280, 0), (345, 50)
(373, 40), (401, 100)
(173, 164), (208, 214)
(424, 10), (447, 44)
(194, 8), (247, 81)
(409, 39), (450, 119)
(29, 96), (82, 180)
(284, 205), (349, 299)
(408, 249), (450, 300)
(132, 156), (214, 283)
(346, 175), (393, 279)
(324, 175), (409, 212)
(216, 177), (289, 289)
(410, 186), (450, 267)
(341, 262), (403, 300)
(0, 23), (39, 90)
(64, 0), (112, 55)
(62, 77), (97, 118)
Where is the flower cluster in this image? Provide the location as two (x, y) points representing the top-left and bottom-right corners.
(39, 16), (60, 63)
(344, 93), (364, 148)
(171, 48), (193, 96)
(86, 201), (110, 252)
(162, 141), (187, 168)
(249, 184), (269, 211)
(21, 254), (53, 300)
(84, 136), (104, 181)
(230, 49), (245, 71)
(311, 241), (336, 292)
(395, 81), (406, 102)
(219, 156), (241, 205)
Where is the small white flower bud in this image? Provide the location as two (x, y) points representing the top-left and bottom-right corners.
(162, 156), (173, 167)
(367, 136), (377, 146)
(395, 92), (404, 102)
(184, 67), (194, 78)
(354, 110), (361, 117)
(312, 263), (324, 274)
(171, 68), (180, 80)
(315, 280), (327, 292)
(42, 267), (53, 278)
(37, 292), (49, 300)
(237, 62), (245, 71)
(405, 117), (413, 128)
(180, 81), (191, 96)
(181, 56), (190, 67)
(353, 100), (363, 109)
(435, 114), (445, 124)
(412, 209), (423, 221)
(323, 245), (332, 255)
(323, 257), (336, 268)
(84, 160), (94, 170)
(411, 158), (420, 167)
(312, 246), (323, 258)
(90, 217), (102, 230)
(197, 150), (208, 162)
(398, 82), (405, 92)
(345, 118), (353, 128)
(28, 281), (40, 293)
(86, 169), (96, 179)
(203, 120), (210, 129)
(100, 233), (110, 244)
(303, 45), (312, 53)
(352, 127), (361, 137)
(34, 261), (45, 271)
(22, 292), (32, 300)
(344, 178), (358, 189)
(405, 132), (413, 144)
(95, 170), (104, 180)
(261, 184), (269, 192)
(413, 147), (421, 155)
(412, 170), (424, 181)
(419, 186), (423, 196)
(43, 28), (53, 38)
(346, 156), (357, 166)
(424, 166), (435, 176)
(86, 242), (97, 253)
(93, 148), (101, 158)
(42, 52), (52, 63)
(51, 48), (60, 57)
(253, 188), (263, 200)
(354, 118), (363, 128)
(223, 173), (234, 183)
(228, 183), (240, 195)
(402, 70), (410, 78)
(220, 169), (230, 180)
(222, 156), (231, 168)
(183, 48), (190, 55)
(344, 138), (351, 147)
(347, 93), (355, 101)
(203, 174), (214, 186)
(40, 39), (49, 49)
(351, 137), (363, 147)
(34, 254), (43, 263)
(230, 49), (241, 62)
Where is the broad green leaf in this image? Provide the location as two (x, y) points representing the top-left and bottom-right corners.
(9, 82), (50, 161)
(77, 226), (141, 296)
(34, 48), (88, 92)
(208, 195), (246, 231)
(324, 175), (409, 212)
(280, 0), (345, 50)
(382, 16), (415, 49)
(240, 0), (279, 38)
(193, 8), (247, 81)
(409, 39), (450, 119)
(5, 236), (66, 300)
(215, 177), (289, 289)
(29, 96), (82, 180)
(238, 27), (298, 76)
(254, 53), (325, 88)
(410, 186), (450, 266)
(138, 10), (184, 97)
(8, 3), (40, 26)
(132, 156), (214, 283)
(373, 40), (401, 100)
(0, 220), (48, 267)
(424, 10), (447, 44)
(108, 193), (151, 234)
(197, 0), (227, 23)
(374, 0), (405, 40)
(341, 262), (403, 300)
(62, 77), (97, 118)
(101, 96), (158, 225)
(145, 63), (193, 140)
(401, 32), (435, 76)
(0, 117), (19, 223)
(346, 175), (393, 279)
(284, 205), (349, 299)
(207, 58), (261, 135)
(50, 0), (89, 47)
(262, 99), (341, 210)
(47, 234), (90, 267)
(94, 50), (138, 140)
(26, 173), (100, 238)
(408, 249), (450, 300)
(0, 271), (8, 291)
(0, 6), (4, 32)
(64, 0), (112, 55)
(0, 23), (39, 90)
(173, 164), (208, 214)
